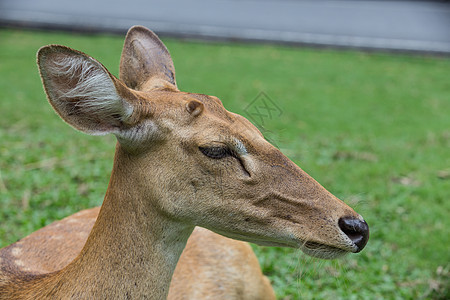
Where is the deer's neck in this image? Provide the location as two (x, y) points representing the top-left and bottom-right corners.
(36, 145), (193, 299)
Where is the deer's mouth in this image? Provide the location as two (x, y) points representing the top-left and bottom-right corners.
(238, 236), (353, 259)
(213, 229), (353, 259)
(299, 241), (351, 259)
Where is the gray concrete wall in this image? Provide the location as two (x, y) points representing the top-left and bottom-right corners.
(1, 0), (449, 54)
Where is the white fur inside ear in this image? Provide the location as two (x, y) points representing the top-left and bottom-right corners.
(46, 54), (133, 133)
(116, 119), (162, 147)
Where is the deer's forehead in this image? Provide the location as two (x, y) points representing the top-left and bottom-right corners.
(138, 91), (231, 119)
(134, 91), (263, 144)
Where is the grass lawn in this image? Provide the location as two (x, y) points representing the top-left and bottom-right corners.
(0, 28), (449, 299)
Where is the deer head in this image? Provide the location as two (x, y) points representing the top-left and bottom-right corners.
(37, 26), (368, 260)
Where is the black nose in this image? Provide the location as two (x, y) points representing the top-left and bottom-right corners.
(338, 217), (369, 252)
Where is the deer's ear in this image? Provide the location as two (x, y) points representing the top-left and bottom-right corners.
(120, 25), (177, 91)
(37, 45), (137, 135)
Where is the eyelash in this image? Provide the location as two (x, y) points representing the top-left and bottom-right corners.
(199, 146), (233, 159)
(199, 145), (251, 177)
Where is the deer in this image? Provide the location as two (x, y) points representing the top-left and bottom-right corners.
(0, 25), (369, 299)
(1, 26), (275, 300)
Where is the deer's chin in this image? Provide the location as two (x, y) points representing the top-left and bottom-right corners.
(300, 242), (350, 259)
(247, 239), (350, 259)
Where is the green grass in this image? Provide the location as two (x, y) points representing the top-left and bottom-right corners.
(1, 28), (449, 299)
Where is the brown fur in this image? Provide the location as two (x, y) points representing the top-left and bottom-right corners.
(0, 26), (368, 299)
(0, 208), (274, 299)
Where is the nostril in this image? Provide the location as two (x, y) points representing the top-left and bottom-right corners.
(338, 217), (369, 252)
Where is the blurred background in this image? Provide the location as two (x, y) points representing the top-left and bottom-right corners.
(1, 0), (450, 54)
(0, 0), (449, 299)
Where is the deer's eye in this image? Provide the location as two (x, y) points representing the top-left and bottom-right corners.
(199, 146), (233, 159)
